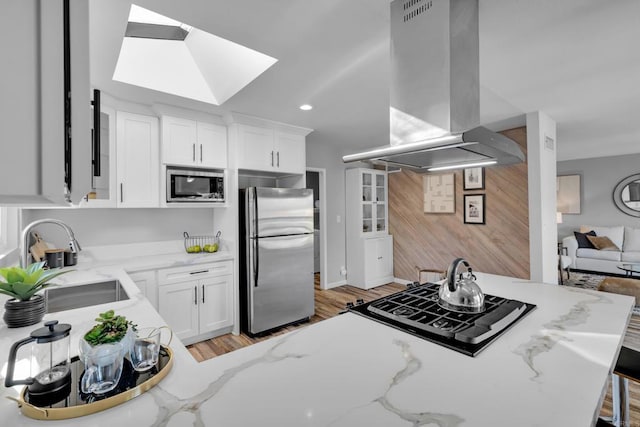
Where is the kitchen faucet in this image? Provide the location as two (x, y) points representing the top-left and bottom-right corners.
(20, 219), (81, 268)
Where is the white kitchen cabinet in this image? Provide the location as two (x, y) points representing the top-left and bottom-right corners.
(157, 261), (233, 343)
(127, 270), (158, 310)
(363, 236), (394, 286)
(237, 124), (306, 174)
(346, 168), (393, 289)
(275, 130), (305, 174)
(158, 281), (200, 340)
(346, 168), (388, 236)
(116, 111), (159, 207)
(162, 116), (227, 169)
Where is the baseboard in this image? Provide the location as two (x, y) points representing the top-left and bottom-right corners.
(326, 279), (347, 289)
(394, 277), (412, 285)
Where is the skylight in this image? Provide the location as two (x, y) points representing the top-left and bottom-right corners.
(112, 5), (278, 105)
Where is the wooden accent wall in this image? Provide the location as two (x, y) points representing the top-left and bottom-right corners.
(388, 127), (530, 281)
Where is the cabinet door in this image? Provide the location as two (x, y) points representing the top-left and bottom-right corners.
(158, 281), (199, 341)
(364, 237), (393, 283)
(162, 116), (197, 166)
(274, 131), (305, 174)
(376, 236), (393, 279)
(199, 275), (233, 332)
(116, 112), (159, 207)
(128, 270), (157, 310)
(197, 122), (227, 168)
(374, 172), (387, 233)
(237, 125), (275, 171)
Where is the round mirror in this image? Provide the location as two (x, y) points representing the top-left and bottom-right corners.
(613, 173), (640, 217)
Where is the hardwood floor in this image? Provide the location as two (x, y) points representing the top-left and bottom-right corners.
(187, 275), (404, 361)
(186, 275), (640, 425)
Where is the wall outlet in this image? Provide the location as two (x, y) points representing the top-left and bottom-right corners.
(336, 215), (341, 223)
(340, 266), (347, 276)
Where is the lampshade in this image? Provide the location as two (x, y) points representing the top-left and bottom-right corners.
(556, 212), (563, 224)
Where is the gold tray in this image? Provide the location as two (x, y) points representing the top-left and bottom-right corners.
(16, 346), (173, 420)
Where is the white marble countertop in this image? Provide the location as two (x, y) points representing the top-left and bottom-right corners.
(0, 271), (634, 426)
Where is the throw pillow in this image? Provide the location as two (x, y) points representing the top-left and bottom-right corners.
(586, 235), (620, 251)
(574, 230), (596, 248)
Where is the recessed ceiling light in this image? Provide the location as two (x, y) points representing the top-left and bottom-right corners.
(299, 104), (313, 111)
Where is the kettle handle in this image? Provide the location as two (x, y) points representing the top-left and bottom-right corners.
(446, 258), (471, 292)
(4, 336), (37, 388)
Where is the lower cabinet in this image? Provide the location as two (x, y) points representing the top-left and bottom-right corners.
(157, 261), (233, 343)
(127, 270), (158, 310)
(347, 235), (394, 290)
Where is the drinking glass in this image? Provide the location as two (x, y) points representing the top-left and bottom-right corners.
(129, 327), (172, 372)
(80, 343), (124, 394)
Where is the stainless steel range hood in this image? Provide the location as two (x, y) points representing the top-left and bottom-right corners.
(343, 0), (524, 171)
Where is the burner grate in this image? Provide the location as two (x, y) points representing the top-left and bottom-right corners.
(348, 282), (536, 357)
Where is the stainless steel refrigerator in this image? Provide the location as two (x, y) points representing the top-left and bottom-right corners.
(239, 187), (315, 335)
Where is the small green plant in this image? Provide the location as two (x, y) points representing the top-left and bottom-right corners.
(84, 310), (137, 346)
(0, 262), (71, 301)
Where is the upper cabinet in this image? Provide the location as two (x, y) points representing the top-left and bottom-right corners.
(161, 116), (227, 169)
(346, 168), (388, 236)
(233, 118), (312, 175)
(116, 111), (160, 207)
(0, 1), (91, 205)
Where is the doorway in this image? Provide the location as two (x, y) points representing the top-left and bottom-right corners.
(306, 168), (327, 289)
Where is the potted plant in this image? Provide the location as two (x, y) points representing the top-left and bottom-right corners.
(0, 261), (71, 328)
(79, 310), (137, 394)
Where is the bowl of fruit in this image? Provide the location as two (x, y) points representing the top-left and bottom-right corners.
(184, 231), (220, 254)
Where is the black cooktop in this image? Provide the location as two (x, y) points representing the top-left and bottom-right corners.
(348, 282), (536, 357)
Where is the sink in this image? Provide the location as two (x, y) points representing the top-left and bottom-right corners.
(45, 280), (129, 313)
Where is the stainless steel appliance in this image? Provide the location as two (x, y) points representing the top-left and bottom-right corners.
(343, 0), (525, 171)
(166, 167), (224, 203)
(348, 259), (535, 356)
(239, 187), (315, 335)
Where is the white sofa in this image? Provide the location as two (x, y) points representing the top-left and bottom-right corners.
(562, 225), (640, 275)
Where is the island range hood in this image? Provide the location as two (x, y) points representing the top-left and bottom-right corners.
(343, 0), (524, 171)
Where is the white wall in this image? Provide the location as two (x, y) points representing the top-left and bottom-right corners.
(526, 111), (558, 284)
(557, 153), (640, 239)
(21, 208), (215, 248)
(306, 138), (351, 287)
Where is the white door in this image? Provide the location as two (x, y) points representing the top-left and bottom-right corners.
(158, 281), (199, 340)
(116, 112), (159, 207)
(197, 122), (227, 168)
(275, 131), (305, 174)
(199, 275), (233, 332)
(238, 125), (275, 171)
(162, 116), (197, 166)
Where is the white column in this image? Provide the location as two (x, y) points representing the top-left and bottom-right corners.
(526, 111), (558, 283)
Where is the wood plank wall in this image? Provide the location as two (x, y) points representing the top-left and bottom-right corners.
(388, 127), (530, 281)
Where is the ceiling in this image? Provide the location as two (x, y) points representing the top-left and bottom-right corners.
(90, 0), (640, 162)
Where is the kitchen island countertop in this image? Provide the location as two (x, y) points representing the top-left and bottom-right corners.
(0, 270), (634, 426)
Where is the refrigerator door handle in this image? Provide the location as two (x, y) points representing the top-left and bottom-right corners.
(253, 189), (259, 287)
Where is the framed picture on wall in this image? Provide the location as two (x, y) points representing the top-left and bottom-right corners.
(464, 194), (485, 224)
(463, 167), (485, 190)
(556, 174), (581, 214)
(423, 173), (455, 213)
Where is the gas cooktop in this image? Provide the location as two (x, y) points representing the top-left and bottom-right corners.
(348, 282), (536, 357)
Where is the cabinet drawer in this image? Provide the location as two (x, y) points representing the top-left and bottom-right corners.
(158, 261), (233, 285)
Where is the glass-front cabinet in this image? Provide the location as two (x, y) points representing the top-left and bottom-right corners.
(354, 169), (387, 235)
(346, 168), (393, 289)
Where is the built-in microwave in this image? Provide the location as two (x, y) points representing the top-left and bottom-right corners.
(166, 167), (225, 203)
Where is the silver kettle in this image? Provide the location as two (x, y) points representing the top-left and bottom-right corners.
(438, 258), (485, 313)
